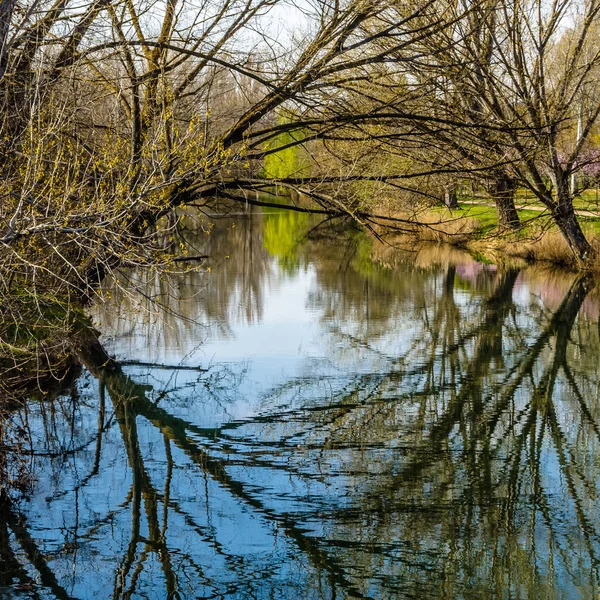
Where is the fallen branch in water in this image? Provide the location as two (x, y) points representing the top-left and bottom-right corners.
(119, 360), (208, 372)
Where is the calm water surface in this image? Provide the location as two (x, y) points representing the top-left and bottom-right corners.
(2, 210), (600, 599)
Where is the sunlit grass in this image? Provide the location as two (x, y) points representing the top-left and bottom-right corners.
(436, 191), (600, 236)
(431, 202), (556, 237)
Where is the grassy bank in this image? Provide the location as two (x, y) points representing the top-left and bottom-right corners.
(398, 199), (600, 271)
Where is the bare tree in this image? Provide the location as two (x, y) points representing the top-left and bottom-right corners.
(391, 0), (600, 257)
(0, 0), (453, 302)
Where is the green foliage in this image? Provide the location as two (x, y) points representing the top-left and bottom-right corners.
(2, 292), (82, 345)
(262, 210), (311, 272)
(349, 230), (378, 277)
(0, 291), (94, 400)
(350, 179), (382, 209)
(468, 250), (494, 265)
(263, 119), (311, 180)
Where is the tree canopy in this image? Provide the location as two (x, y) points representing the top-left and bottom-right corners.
(1, 0), (600, 308)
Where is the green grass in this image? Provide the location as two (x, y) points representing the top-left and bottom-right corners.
(457, 204), (498, 227)
(432, 199), (600, 242)
(580, 216), (600, 236)
(513, 187), (600, 213)
(433, 203), (497, 226)
(436, 187), (600, 236)
(572, 190), (600, 212)
(434, 202), (553, 235)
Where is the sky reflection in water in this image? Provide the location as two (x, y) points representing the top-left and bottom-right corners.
(2, 211), (600, 599)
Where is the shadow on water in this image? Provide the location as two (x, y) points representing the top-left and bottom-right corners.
(2, 211), (600, 598)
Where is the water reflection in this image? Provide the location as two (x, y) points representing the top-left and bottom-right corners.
(2, 212), (600, 599)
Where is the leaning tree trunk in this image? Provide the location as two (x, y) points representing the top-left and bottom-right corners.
(488, 175), (520, 229)
(552, 198), (591, 261)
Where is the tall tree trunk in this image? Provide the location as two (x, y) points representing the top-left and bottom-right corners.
(444, 184), (459, 208)
(488, 175), (520, 229)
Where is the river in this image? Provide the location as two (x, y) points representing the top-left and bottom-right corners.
(1, 209), (600, 599)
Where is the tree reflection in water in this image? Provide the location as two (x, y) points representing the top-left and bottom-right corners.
(1, 213), (600, 599)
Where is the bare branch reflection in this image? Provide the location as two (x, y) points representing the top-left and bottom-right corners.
(2, 213), (600, 598)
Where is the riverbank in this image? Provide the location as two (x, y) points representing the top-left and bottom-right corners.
(388, 200), (600, 271)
